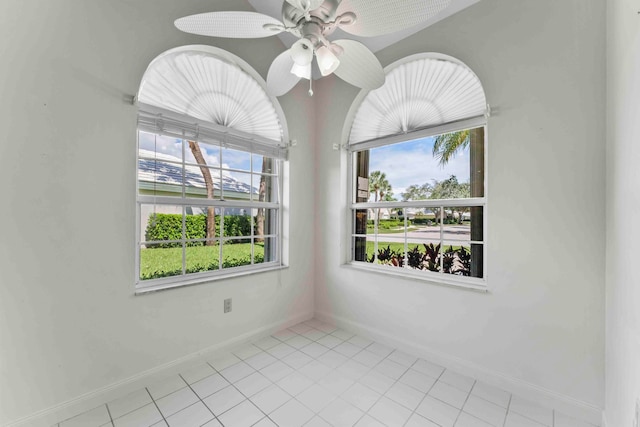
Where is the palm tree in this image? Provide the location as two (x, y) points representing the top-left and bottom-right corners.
(433, 128), (485, 278)
(369, 170), (392, 202)
(432, 130), (470, 166)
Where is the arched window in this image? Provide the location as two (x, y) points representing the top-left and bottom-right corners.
(346, 53), (488, 289)
(135, 45), (288, 293)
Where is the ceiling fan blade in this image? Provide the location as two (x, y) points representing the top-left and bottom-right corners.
(285, 0), (324, 13)
(175, 11), (285, 38)
(332, 40), (385, 90)
(267, 50), (302, 96)
(336, 0), (451, 37)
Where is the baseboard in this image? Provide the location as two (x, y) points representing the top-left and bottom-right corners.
(4, 311), (313, 427)
(315, 310), (603, 426)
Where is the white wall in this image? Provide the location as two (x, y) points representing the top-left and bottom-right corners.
(314, 0), (606, 416)
(0, 1), (316, 424)
(605, 0), (640, 425)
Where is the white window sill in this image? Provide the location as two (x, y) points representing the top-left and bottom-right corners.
(343, 262), (488, 293)
(135, 263), (288, 295)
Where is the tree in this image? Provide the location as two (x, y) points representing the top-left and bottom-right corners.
(401, 183), (432, 201)
(432, 130), (470, 167)
(255, 158), (272, 243)
(430, 175), (470, 200)
(430, 175), (470, 224)
(434, 128), (485, 277)
(369, 170), (392, 202)
(188, 141), (216, 245)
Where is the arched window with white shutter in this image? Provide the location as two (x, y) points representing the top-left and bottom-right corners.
(135, 45), (288, 293)
(346, 53), (488, 290)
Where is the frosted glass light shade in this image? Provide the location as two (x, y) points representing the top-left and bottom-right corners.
(138, 46), (283, 142)
(291, 63), (312, 79)
(349, 55), (487, 144)
(290, 39), (314, 65)
(316, 46), (340, 76)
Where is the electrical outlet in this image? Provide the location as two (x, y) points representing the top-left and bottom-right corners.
(224, 298), (232, 313)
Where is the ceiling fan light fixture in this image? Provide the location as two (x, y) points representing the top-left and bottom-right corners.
(290, 39), (314, 65)
(290, 62), (312, 79)
(175, 0), (454, 96)
(316, 45), (340, 76)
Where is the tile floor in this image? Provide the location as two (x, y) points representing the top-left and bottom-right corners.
(53, 319), (598, 427)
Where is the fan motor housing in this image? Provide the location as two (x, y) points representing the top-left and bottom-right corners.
(282, 0), (342, 29)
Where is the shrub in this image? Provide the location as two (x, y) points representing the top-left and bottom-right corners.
(366, 219), (404, 229)
(145, 214), (206, 248)
(366, 243), (471, 276)
(145, 213), (255, 248)
(412, 217), (431, 225)
(140, 252), (264, 280)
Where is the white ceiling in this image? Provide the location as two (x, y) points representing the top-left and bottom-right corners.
(246, 0), (481, 53)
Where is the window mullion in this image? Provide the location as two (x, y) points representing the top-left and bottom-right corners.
(403, 208), (408, 268)
(439, 206), (444, 274)
(373, 208), (379, 263)
(219, 208), (224, 270)
(182, 206), (187, 276)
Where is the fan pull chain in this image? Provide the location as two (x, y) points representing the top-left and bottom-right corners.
(308, 78), (313, 97)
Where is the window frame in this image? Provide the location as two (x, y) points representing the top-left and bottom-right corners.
(135, 104), (287, 294)
(347, 116), (488, 291)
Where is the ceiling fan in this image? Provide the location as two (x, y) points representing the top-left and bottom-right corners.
(175, 0), (452, 96)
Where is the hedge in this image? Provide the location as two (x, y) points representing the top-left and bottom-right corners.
(140, 253), (265, 280)
(145, 213), (253, 248)
(366, 219), (404, 229)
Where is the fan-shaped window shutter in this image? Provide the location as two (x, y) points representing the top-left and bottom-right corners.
(348, 54), (487, 146)
(137, 45), (286, 151)
(135, 46), (287, 293)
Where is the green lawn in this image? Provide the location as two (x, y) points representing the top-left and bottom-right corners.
(140, 243), (264, 280)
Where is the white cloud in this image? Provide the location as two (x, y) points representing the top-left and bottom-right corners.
(369, 145), (470, 200)
(139, 132), (261, 190)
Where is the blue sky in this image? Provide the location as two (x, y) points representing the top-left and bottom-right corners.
(368, 136), (470, 199)
(140, 132), (470, 198)
(138, 132), (262, 186)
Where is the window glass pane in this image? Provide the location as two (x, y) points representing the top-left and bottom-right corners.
(138, 133), (184, 197)
(220, 208), (252, 240)
(252, 174), (276, 203)
(184, 206), (215, 241)
(368, 239), (406, 268)
(222, 171), (253, 201)
(185, 240), (219, 274)
(441, 206), (482, 242)
(442, 207), (470, 242)
(354, 203), (483, 278)
(139, 244), (184, 281)
(222, 239), (253, 268)
(185, 140), (220, 167)
(184, 166), (220, 199)
(139, 131), (183, 162)
(257, 237), (276, 263)
(253, 208), (277, 240)
(253, 154), (276, 174)
(351, 235), (374, 263)
(441, 244), (483, 278)
(139, 204), (185, 281)
(137, 128), (283, 286)
(221, 147), (251, 172)
(353, 209), (368, 261)
(360, 127), (484, 203)
(142, 204), (184, 244)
